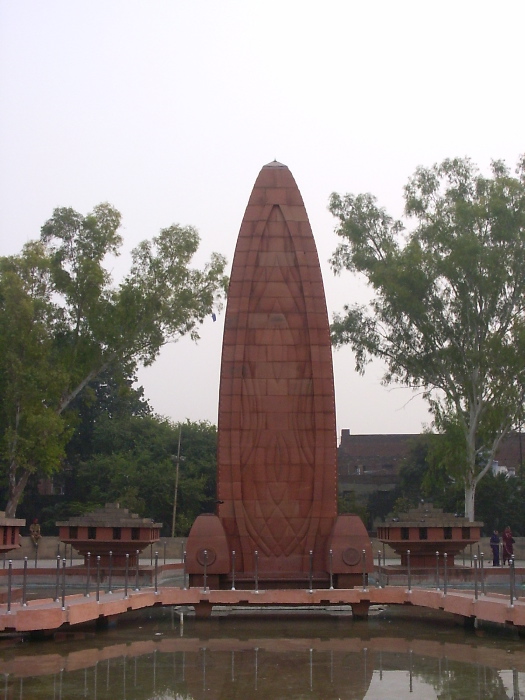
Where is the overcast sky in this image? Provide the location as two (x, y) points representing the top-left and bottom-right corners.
(1, 1), (524, 439)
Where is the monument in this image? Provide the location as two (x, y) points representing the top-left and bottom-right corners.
(0, 512), (25, 556)
(186, 161), (372, 589)
(57, 502), (162, 568)
(377, 502), (482, 568)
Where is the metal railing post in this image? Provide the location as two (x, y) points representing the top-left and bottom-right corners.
(362, 549), (367, 591)
(377, 551), (382, 588)
(108, 551), (113, 594)
(309, 550), (313, 593)
(231, 550), (236, 591)
(510, 556), (516, 606)
(254, 550), (259, 593)
(124, 553), (129, 598)
(480, 552), (485, 595)
(443, 553), (448, 595)
(329, 549), (334, 590)
(96, 556), (101, 602)
(55, 554), (61, 601)
(22, 557), (28, 606)
(203, 549), (208, 592)
(85, 552), (91, 597)
(182, 550), (187, 590)
(7, 560), (12, 613)
(154, 551), (159, 594)
(61, 558), (66, 609)
(135, 550), (140, 591)
(435, 551), (440, 591)
(407, 550), (412, 592)
(473, 555), (478, 600)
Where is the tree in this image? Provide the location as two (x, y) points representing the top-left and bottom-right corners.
(0, 203), (227, 516)
(64, 366), (151, 466)
(2, 368), (152, 532)
(64, 416), (217, 535)
(329, 156), (525, 520)
(367, 434), (463, 527)
(0, 242), (72, 514)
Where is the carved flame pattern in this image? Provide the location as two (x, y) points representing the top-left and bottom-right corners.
(236, 207), (316, 564)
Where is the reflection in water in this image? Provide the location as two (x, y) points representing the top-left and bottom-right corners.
(0, 610), (523, 699)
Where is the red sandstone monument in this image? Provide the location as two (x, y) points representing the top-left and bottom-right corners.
(377, 502), (482, 568)
(57, 503), (162, 568)
(186, 161), (372, 589)
(0, 512), (25, 556)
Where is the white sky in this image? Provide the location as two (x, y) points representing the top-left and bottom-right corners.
(1, 1), (524, 438)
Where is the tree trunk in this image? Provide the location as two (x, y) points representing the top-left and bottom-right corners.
(5, 468), (30, 518)
(464, 479), (476, 522)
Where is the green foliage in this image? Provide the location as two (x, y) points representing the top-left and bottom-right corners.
(417, 658), (509, 699)
(365, 490), (398, 528)
(474, 472), (525, 535)
(368, 435), (463, 526)
(64, 415), (217, 536)
(16, 364), (218, 536)
(330, 156), (525, 519)
(0, 204), (227, 515)
(390, 496), (412, 517)
(370, 434), (525, 536)
(338, 491), (368, 525)
(0, 245), (73, 507)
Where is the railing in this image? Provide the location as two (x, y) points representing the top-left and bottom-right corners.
(1, 546), (175, 604)
(373, 548), (520, 604)
(0, 545), (521, 607)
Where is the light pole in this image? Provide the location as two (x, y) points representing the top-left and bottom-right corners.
(519, 385), (524, 479)
(171, 427), (182, 538)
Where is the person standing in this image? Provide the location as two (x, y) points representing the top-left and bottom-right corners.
(29, 518), (41, 547)
(502, 526), (514, 565)
(490, 530), (500, 566)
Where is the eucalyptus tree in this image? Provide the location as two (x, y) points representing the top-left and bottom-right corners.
(0, 203), (227, 516)
(330, 156), (525, 520)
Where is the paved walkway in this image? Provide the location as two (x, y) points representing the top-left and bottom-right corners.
(1, 584), (525, 634)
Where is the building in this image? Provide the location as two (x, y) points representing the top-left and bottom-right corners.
(338, 429), (524, 500)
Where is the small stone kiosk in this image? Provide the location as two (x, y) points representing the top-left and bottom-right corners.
(57, 503), (162, 568)
(0, 512), (25, 556)
(377, 503), (482, 568)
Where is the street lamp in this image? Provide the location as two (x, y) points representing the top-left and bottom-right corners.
(171, 427), (183, 538)
(516, 382), (525, 479)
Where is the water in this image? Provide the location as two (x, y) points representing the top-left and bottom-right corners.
(0, 606), (524, 699)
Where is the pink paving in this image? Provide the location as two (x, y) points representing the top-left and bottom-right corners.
(1, 585), (525, 633)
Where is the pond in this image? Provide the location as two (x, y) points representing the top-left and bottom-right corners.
(0, 606), (523, 699)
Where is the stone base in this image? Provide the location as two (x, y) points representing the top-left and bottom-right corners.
(0, 587), (22, 604)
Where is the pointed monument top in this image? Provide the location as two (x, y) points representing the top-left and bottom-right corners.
(263, 159), (288, 168)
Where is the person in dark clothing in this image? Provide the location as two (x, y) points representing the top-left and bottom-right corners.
(490, 530), (500, 566)
(502, 526), (514, 565)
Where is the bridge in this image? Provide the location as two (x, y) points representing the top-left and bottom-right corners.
(1, 583), (524, 635)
